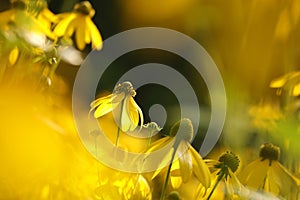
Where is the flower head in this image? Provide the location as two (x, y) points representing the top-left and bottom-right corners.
(201, 151), (243, 200)
(90, 81), (144, 132)
(239, 143), (300, 198)
(144, 119), (211, 199)
(53, 1), (103, 50)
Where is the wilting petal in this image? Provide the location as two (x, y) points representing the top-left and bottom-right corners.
(239, 159), (269, 190)
(151, 148), (174, 180)
(189, 144), (211, 188)
(265, 168), (280, 195)
(53, 13), (76, 37)
(129, 96), (144, 129)
(75, 17), (87, 50)
(94, 102), (114, 118)
(144, 136), (173, 154)
(170, 162), (183, 189)
(271, 161), (300, 196)
(128, 97), (139, 127)
(119, 97), (132, 132)
(178, 143), (192, 183)
(90, 94), (112, 108)
(86, 16), (103, 50)
(90, 94), (122, 118)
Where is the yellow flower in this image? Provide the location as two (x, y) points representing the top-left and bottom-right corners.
(0, 0), (56, 71)
(0, 0), (55, 40)
(202, 151), (242, 200)
(248, 103), (283, 132)
(53, 1), (103, 50)
(270, 71), (300, 96)
(90, 81), (144, 133)
(239, 143), (300, 199)
(145, 119), (211, 199)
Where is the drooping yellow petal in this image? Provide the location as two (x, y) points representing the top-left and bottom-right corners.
(65, 18), (76, 37)
(178, 142), (192, 183)
(144, 136), (173, 154)
(75, 17), (87, 50)
(90, 94), (114, 109)
(129, 96), (144, 129)
(84, 17), (91, 44)
(86, 16), (103, 50)
(265, 168), (280, 195)
(8, 47), (19, 66)
(239, 159), (269, 190)
(170, 162), (183, 189)
(53, 13), (76, 37)
(90, 93), (124, 118)
(189, 144), (211, 188)
(92, 94), (124, 118)
(120, 97), (132, 132)
(94, 102), (114, 118)
(271, 161), (300, 197)
(39, 8), (57, 23)
(151, 148), (174, 180)
(128, 97), (139, 127)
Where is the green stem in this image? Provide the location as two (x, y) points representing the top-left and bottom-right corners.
(147, 129), (153, 146)
(160, 148), (177, 200)
(116, 100), (124, 146)
(206, 169), (225, 200)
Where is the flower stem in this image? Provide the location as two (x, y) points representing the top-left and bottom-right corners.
(116, 99), (124, 146)
(147, 129), (153, 146)
(160, 148), (177, 200)
(206, 169), (225, 200)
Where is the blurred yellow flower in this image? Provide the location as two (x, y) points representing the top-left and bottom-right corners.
(0, 0), (55, 40)
(270, 71), (300, 96)
(114, 175), (152, 200)
(53, 1), (103, 50)
(239, 143), (300, 199)
(248, 103), (283, 132)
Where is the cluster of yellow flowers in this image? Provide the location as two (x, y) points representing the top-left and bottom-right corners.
(0, 0), (102, 86)
(1, 1), (300, 200)
(89, 81), (300, 199)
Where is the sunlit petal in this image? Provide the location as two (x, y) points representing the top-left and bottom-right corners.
(239, 159), (269, 190)
(86, 16), (103, 50)
(53, 13), (76, 37)
(178, 143), (192, 183)
(189, 144), (211, 188)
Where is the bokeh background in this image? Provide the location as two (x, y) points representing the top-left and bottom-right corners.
(1, 0), (299, 151)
